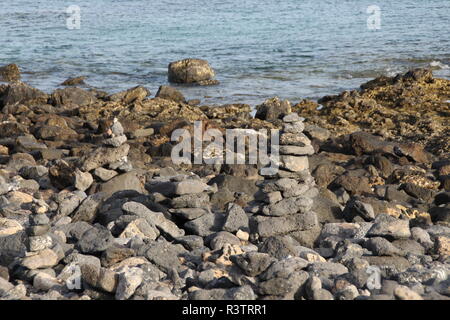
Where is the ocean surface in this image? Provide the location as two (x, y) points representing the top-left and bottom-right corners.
(1, 0), (449, 106)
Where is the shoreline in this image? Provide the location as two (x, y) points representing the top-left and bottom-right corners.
(0, 64), (449, 300)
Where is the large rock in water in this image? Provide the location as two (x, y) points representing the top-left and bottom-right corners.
(0, 64), (21, 82)
(168, 58), (216, 84)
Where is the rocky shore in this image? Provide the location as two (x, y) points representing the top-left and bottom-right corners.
(0, 62), (449, 300)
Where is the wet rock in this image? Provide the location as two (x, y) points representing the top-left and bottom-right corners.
(0, 64), (21, 82)
(61, 76), (86, 86)
(108, 86), (149, 104)
(168, 59), (216, 84)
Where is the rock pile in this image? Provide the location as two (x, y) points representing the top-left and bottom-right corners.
(251, 113), (319, 239)
(0, 67), (449, 301)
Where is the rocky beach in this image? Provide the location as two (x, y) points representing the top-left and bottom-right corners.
(0, 60), (449, 301)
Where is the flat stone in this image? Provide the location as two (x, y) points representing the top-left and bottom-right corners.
(262, 196), (313, 216)
(74, 169), (94, 192)
(174, 180), (208, 195)
(280, 155), (309, 172)
(80, 143), (130, 172)
(122, 201), (184, 238)
(0, 218), (23, 237)
(21, 248), (59, 270)
(169, 208), (208, 220)
(252, 211), (318, 237)
(93, 167), (118, 181)
(279, 145), (315, 156)
(367, 214), (411, 240)
(104, 135), (127, 148)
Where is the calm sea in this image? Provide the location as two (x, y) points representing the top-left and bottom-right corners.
(1, 0), (449, 105)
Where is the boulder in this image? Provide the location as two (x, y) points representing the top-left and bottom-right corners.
(168, 58), (216, 84)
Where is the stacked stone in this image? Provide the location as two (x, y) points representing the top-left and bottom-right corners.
(79, 118), (132, 175)
(146, 175), (217, 237)
(251, 113), (319, 239)
(27, 210), (52, 252)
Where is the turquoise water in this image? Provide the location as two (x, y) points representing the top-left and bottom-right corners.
(1, 0), (449, 105)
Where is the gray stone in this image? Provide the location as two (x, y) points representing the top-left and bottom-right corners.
(283, 121), (305, 134)
(29, 214), (50, 226)
(364, 237), (403, 256)
(259, 256), (309, 281)
(71, 192), (106, 223)
(223, 203), (249, 233)
(175, 179), (208, 195)
(343, 199), (375, 222)
(231, 252), (275, 277)
(80, 143), (130, 172)
(169, 208), (208, 220)
(307, 262), (348, 278)
(262, 196), (313, 216)
(21, 248), (59, 270)
(116, 267), (143, 300)
(0, 231), (27, 266)
(280, 132), (311, 147)
(184, 212), (225, 237)
(122, 201), (184, 239)
(98, 171), (145, 197)
(282, 113), (304, 123)
(104, 135), (127, 148)
(279, 145), (315, 156)
(367, 214), (411, 240)
(78, 225), (114, 254)
(280, 155), (309, 172)
(145, 241), (187, 273)
(252, 211), (318, 237)
(93, 167), (118, 182)
(208, 231), (241, 250)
